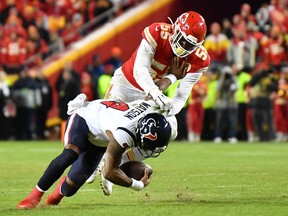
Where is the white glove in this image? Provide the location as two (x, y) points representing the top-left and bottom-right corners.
(67, 93), (87, 115)
(149, 88), (173, 111)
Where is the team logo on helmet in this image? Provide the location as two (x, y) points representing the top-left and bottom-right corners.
(140, 118), (157, 141)
(179, 13), (189, 24)
(179, 13), (190, 30)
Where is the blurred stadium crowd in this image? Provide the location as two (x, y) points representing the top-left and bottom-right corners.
(0, 0), (287, 143)
(0, 0), (140, 70)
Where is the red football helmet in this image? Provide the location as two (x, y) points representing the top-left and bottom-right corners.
(169, 11), (207, 57)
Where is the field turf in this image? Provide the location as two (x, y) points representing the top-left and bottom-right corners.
(0, 141), (287, 216)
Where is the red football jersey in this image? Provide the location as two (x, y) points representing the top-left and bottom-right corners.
(263, 38), (286, 67)
(2, 38), (27, 65)
(121, 22), (210, 90)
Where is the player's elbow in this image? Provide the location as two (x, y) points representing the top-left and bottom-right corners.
(171, 129), (178, 142)
(102, 168), (113, 181)
(168, 116), (178, 141)
(102, 168), (109, 179)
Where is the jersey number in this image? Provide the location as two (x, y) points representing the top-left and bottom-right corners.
(101, 101), (129, 111)
(195, 47), (208, 61)
(159, 24), (170, 40)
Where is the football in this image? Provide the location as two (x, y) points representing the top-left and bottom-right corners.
(120, 161), (153, 180)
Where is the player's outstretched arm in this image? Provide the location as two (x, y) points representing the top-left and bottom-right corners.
(102, 130), (148, 191)
(170, 72), (203, 115)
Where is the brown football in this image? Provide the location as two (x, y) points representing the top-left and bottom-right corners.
(120, 161), (153, 180)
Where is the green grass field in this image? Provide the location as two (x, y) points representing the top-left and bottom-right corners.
(0, 141), (287, 216)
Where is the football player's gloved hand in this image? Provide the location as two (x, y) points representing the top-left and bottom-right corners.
(67, 93), (87, 115)
(149, 88), (173, 112)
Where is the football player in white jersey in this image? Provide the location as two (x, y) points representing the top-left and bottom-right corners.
(87, 10), (210, 184)
(18, 94), (177, 209)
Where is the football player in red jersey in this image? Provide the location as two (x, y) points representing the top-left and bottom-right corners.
(88, 11), (211, 185)
(106, 11), (210, 115)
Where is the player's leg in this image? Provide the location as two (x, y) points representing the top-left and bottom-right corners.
(85, 154), (105, 183)
(18, 114), (88, 209)
(46, 143), (106, 205)
(17, 147), (80, 209)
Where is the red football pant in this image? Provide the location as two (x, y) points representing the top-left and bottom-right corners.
(274, 104), (288, 133)
(186, 103), (204, 134)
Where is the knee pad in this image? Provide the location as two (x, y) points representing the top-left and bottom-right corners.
(61, 180), (79, 197)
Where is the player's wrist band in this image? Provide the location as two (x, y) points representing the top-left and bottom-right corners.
(164, 74), (177, 85)
(130, 178), (144, 191)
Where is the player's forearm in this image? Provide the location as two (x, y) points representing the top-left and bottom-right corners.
(167, 116), (178, 141)
(103, 132), (133, 187)
(133, 39), (159, 94)
(103, 168), (133, 187)
(170, 73), (203, 115)
(102, 153), (133, 187)
(134, 68), (159, 94)
(155, 77), (173, 92)
(103, 163), (145, 190)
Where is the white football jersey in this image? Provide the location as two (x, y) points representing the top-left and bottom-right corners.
(76, 99), (177, 148)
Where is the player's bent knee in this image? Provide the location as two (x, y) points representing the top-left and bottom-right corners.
(61, 180), (79, 197)
(68, 172), (87, 186)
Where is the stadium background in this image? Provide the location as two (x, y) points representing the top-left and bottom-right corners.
(43, 0), (268, 125)
(1, 0), (284, 142)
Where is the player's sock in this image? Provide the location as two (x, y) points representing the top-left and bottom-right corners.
(17, 186), (44, 209)
(45, 176), (66, 206)
(37, 149), (79, 191)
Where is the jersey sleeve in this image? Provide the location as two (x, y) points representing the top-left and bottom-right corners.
(133, 39), (159, 94)
(170, 72), (203, 115)
(142, 23), (165, 52)
(187, 45), (210, 73)
(113, 124), (137, 149)
(167, 115), (178, 142)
